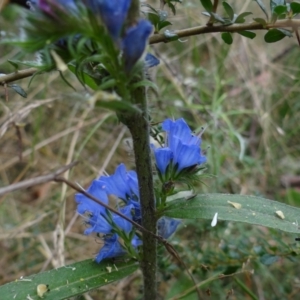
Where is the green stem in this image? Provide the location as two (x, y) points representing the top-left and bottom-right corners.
(124, 107), (157, 300)
(120, 1), (157, 299)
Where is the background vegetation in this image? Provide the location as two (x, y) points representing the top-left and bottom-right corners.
(1, 0), (300, 299)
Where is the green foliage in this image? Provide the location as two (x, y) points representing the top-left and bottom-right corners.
(270, 0), (286, 13)
(163, 194), (300, 234)
(253, 17), (267, 26)
(260, 254), (280, 265)
(199, 0), (213, 12)
(8, 84), (27, 98)
(221, 32), (233, 44)
(223, 2), (234, 20)
(237, 31), (256, 39)
(291, 2), (300, 14)
(163, 0), (182, 15)
(264, 28), (292, 43)
(0, 259), (138, 300)
(235, 12), (253, 23)
(253, 0), (269, 19)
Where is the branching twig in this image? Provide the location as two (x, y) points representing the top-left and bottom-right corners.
(0, 161), (78, 196)
(0, 19), (299, 85)
(0, 68), (37, 85)
(149, 19), (298, 44)
(207, 0), (219, 26)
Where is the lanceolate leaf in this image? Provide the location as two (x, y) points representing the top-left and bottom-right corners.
(199, 0), (213, 12)
(223, 2), (234, 20)
(221, 32), (233, 44)
(264, 28), (290, 43)
(238, 31), (256, 39)
(0, 259), (138, 300)
(253, 17), (267, 26)
(235, 12), (252, 23)
(163, 194), (300, 234)
(9, 84), (27, 98)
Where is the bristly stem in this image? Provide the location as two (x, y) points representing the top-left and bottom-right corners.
(121, 1), (158, 299)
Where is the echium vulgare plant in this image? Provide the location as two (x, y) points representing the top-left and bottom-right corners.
(2, 0), (300, 299)
(75, 118), (205, 263)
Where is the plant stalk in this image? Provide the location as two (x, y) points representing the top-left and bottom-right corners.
(121, 1), (157, 299)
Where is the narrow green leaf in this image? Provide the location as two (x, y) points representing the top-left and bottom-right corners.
(7, 60), (19, 69)
(274, 5), (287, 15)
(237, 31), (256, 39)
(163, 193), (300, 234)
(8, 59), (42, 68)
(291, 2), (300, 14)
(221, 32), (233, 44)
(141, 3), (158, 14)
(9, 84), (27, 98)
(253, 17), (267, 26)
(0, 259), (138, 300)
(200, 0), (213, 12)
(98, 79), (117, 90)
(158, 20), (172, 31)
(253, 0), (269, 20)
(148, 12), (160, 26)
(223, 2), (234, 20)
(264, 28), (288, 43)
(260, 254), (280, 265)
(235, 12), (252, 23)
(210, 12), (227, 24)
(131, 80), (158, 91)
(68, 64), (98, 90)
(96, 100), (139, 113)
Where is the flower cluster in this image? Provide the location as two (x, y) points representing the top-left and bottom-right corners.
(28, 0), (159, 72)
(87, 0), (155, 72)
(151, 118), (207, 181)
(76, 164), (180, 262)
(75, 118), (206, 262)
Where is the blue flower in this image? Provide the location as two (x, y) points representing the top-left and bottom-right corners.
(75, 180), (108, 216)
(145, 53), (160, 69)
(75, 179), (133, 235)
(152, 118), (206, 175)
(158, 217), (180, 239)
(122, 19), (153, 72)
(86, 0), (131, 40)
(131, 235), (143, 248)
(95, 234), (126, 262)
(99, 164), (141, 222)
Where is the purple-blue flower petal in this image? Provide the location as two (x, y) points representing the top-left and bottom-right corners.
(158, 217), (180, 239)
(122, 19), (153, 72)
(131, 235), (143, 248)
(145, 53), (160, 68)
(75, 180), (108, 215)
(95, 234), (126, 263)
(113, 205), (133, 233)
(173, 142), (202, 172)
(86, 0), (131, 40)
(152, 147), (173, 174)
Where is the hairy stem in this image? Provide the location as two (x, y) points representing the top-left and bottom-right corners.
(125, 111), (157, 300)
(120, 84), (157, 299)
(120, 1), (157, 299)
